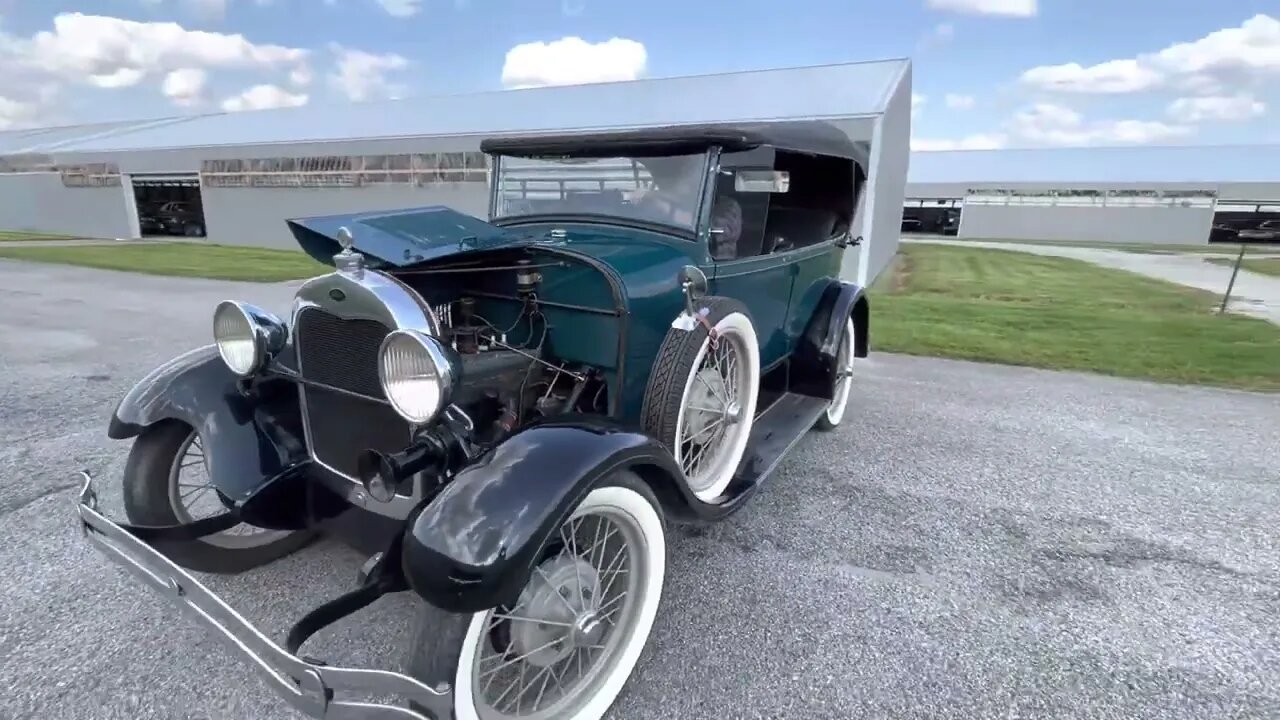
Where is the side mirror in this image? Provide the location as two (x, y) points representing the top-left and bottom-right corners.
(678, 265), (708, 298)
(734, 170), (790, 193)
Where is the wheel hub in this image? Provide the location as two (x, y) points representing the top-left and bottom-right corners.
(508, 554), (602, 668)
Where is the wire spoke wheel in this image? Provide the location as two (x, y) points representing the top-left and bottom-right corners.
(818, 317), (856, 430)
(672, 313), (759, 499)
(471, 512), (641, 718)
(438, 477), (666, 720)
(166, 429), (288, 549)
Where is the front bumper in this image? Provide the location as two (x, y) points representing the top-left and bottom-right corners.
(74, 471), (452, 720)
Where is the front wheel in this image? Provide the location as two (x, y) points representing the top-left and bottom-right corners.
(407, 470), (666, 720)
(121, 421), (315, 574)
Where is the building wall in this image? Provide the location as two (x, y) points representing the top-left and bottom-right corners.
(201, 182), (491, 249)
(907, 181), (1280, 203)
(958, 204), (1214, 245)
(0, 173), (132, 238)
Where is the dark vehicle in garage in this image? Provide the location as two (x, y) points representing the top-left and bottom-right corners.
(76, 122), (870, 720)
(139, 200), (206, 237)
(1238, 220), (1280, 242)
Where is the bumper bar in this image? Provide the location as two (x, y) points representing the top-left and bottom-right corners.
(74, 471), (452, 720)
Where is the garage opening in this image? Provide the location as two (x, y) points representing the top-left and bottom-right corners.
(1210, 201), (1280, 245)
(132, 174), (206, 238)
(902, 198), (961, 236)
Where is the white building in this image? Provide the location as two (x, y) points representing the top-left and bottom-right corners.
(0, 59), (915, 287)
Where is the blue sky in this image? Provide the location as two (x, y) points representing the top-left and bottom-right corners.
(0, 0), (1278, 151)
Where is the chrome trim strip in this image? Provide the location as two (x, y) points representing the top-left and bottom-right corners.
(74, 471), (451, 720)
(291, 269), (441, 520)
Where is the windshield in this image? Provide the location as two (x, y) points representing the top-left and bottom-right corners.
(492, 152), (709, 232)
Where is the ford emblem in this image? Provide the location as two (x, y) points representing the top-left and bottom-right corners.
(329, 289), (346, 302)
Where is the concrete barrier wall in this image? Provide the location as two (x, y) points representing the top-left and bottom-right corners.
(959, 204), (1214, 245)
(200, 183), (492, 250)
(0, 173), (132, 238)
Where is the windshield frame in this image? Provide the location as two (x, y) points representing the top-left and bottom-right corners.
(487, 150), (716, 241)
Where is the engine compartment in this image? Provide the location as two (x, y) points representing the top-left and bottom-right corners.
(393, 248), (619, 447)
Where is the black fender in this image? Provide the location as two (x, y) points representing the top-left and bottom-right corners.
(790, 280), (869, 399)
(401, 416), (684, 614)
(107, 345), (317, 526)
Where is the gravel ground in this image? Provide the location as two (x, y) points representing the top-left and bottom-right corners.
(2, 258), (1279, 720)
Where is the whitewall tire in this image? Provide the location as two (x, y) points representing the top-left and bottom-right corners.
(814, 317), (855, 431)
(641, 297), (761, 503)
(407, 472), (667, 720)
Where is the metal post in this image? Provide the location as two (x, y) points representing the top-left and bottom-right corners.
(1218, 243), (1247, 315)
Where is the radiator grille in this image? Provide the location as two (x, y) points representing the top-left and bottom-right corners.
(295, 308), (412, 479)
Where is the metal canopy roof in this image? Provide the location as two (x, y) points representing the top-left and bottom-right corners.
(0, 117), (192, 155)
(908, 144), (1280, 185)
(40, 59), (909, 156)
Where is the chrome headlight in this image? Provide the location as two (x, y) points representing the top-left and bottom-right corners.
(378, 329), (458, 424)
(212, 300), (286, 377)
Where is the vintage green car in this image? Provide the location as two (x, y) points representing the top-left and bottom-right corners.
(76, 121), (870, 720)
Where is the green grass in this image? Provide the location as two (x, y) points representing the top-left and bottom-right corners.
(871, 244), (1280, 392)
(0, 230), (77, 241)
(1205, 257), (1280, 278)
(0, 242), (328, 282)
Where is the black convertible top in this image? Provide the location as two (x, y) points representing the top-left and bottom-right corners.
(480, 120), (863, 161)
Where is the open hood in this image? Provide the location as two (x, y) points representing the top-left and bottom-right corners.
(286, 206), (527, 267)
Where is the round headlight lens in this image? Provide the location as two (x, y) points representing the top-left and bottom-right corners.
(213, 301), (263, 376)
(378, 330), (456, 424)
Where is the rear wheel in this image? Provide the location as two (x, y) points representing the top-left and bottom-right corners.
(121, 421), (314, 574)
(814, 316), (855, 431)
(407, 470), (666, 720)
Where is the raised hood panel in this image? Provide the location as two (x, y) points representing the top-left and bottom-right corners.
(286, 206), (526, 267)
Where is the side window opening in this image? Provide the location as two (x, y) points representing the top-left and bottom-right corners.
(763, 151), (859, 252)
(710, 147), (775, 261)
(710, 148), (860, 261)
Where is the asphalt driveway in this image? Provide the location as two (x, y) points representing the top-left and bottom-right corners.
(1, 258), (1278, 720)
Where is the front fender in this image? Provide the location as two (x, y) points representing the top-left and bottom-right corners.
(108, 345), (310, 511)
(791, 280), (869, 398)
(401, 417), (682, 614)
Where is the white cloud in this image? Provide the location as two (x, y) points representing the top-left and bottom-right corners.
(3, 13), (309, 90)
(375, 0), (421, 17)
(0, 96), (41, 130)
(501, 37), (647, 88)
(1021, 13), (1280, 95)
(1008, 102), (1193, 145)
(290, 64), (314, 87)
(917, 22), (955, 51)
(945, 93), (976, 110)
(911, 92), (926, 118)
(914, 100), (1199, 151)
(327, 44), (409, 101)
(1020, 59), (1163, 94)
(926, 0), (1036, 18)
(220, 83), (308, 112)
(1150, 14), (1280, 78)
(1167, 93), (1266, 123)
(911, 133), (1007, 151)
(162, 67), (207, 107)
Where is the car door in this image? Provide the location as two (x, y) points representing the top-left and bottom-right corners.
(704, 150), (796, 369)
(710, 251), (796, 369)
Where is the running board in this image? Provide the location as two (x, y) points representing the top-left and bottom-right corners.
(714, 392), (829, 514)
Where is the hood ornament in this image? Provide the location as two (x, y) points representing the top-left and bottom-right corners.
(334, 226), (365, 276)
